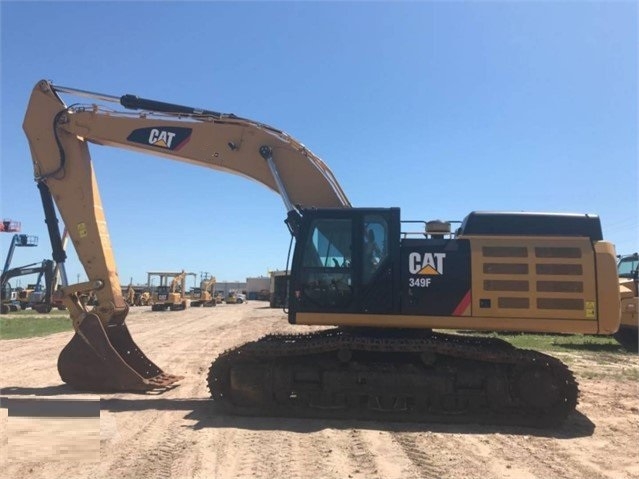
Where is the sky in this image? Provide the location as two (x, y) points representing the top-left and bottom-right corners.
(1, 1), (637, 289)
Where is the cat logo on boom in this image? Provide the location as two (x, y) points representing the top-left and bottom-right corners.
(148, 129), (176, 148)
(126, 127), (192, 151)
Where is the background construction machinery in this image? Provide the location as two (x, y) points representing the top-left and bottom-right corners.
(190, 275), (217, 307)
(1, 220), (68, 314)
(615, 252), (638, 352)
(148, 271), (195, 311)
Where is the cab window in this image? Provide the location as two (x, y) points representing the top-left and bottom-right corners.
(618, 255), (638, 278)
(303, 219), (351, 268)
(299, 219), (352, 308)
(362, 215), (388, 283)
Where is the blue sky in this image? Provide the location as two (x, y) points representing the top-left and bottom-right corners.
(1, 1), (637, 288)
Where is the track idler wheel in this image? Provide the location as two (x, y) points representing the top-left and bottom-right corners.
(57, 313), (182, 391)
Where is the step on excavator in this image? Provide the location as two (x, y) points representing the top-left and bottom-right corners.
(23, 80), (621, 426)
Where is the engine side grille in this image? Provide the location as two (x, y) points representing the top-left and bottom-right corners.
(470, 237), (596, 320)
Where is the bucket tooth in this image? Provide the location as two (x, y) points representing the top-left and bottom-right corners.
(57, 313), (182, 392)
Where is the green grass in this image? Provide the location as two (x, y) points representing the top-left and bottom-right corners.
(451, 330), (633, 357)
(451, 330), (638, 381)
(581, 366), (639, 381)
(490, 332), (627, 354)
(0, 311), (73, 339)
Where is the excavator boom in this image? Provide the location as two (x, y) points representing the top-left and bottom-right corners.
(23, 80), (350, 392)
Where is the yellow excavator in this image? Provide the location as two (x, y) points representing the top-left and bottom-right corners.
(124, 283), (136, 307)
(23, 80), (621, 426)
(190, 276), (217, 307)
(149, 271), (188, 311)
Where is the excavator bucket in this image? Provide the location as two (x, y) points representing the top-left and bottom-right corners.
(57, 313), (182, 391)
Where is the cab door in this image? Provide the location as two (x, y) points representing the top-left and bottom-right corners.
(356, 210), (400, 314)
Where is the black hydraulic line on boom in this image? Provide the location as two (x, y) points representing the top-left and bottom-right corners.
(37, 181), (67, 265)
(119, 94), (229, 119)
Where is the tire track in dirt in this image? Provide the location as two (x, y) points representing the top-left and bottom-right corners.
(390, 432), (444, 479)
(340, 429), (381, 478)
(207, 428), (237, 478)
(230, 429), (291, 478)
(133, 430), (187, 479)
(101, 412), (189, 479)
(209, 425), (382, 479)
(284, 428), (340, 479)
(403, 431), (494, 479)
(444, 429), (617, 479)
(183, 425), (240, 478)
(198, 426), (337, 479)
(321, 427), (428, 479)
(486, 432), (615, 479)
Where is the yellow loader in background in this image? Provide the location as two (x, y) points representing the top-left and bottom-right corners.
(615, 253), (638, 352)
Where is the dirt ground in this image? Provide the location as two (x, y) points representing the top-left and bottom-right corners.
(1, 303), (638, 479)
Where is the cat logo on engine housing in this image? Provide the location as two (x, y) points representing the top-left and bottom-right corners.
(408, 252), (446, 275)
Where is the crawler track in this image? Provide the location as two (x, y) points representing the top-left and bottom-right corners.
(207, 328), (578, 428)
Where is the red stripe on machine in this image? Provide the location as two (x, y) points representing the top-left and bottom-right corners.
(452, 290), (471, 316)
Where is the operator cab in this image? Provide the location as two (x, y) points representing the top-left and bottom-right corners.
(288, 208), (401, 320)
(288, 207), (472, 322)
(618, 253), (638, 280)
(156, 285), (170, 301)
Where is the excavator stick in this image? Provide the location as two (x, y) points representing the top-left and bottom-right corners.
(58, 313), (182, 392)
